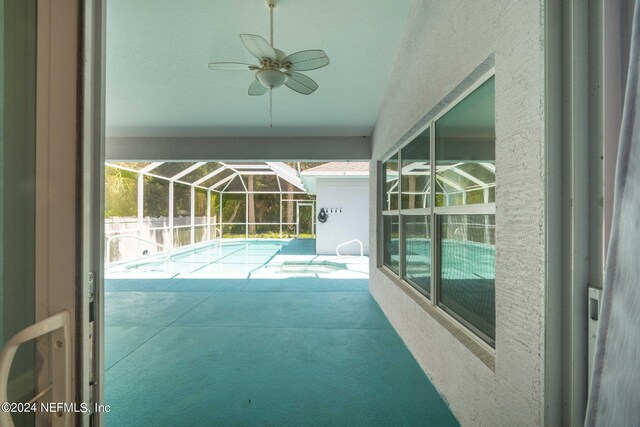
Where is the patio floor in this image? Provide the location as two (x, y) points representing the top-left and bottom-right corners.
(104, 249), (458, 426)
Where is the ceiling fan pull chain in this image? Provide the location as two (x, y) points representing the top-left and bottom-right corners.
(269, 89), (273, 128)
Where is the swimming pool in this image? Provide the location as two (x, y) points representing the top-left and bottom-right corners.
(105, 239), (368, 279)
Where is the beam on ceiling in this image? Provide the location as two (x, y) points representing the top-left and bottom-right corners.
(106, 136), (372, 161)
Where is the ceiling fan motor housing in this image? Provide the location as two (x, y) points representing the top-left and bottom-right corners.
(256, 69), (288, 88)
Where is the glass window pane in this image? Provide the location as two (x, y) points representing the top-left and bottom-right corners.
(456, 162), (495, 186)
(3, 1), (38, 413)
(105, 166), (138, 217)
(382, 154), (399, 211)
(401, 129), (430, 209)
(221, 194), (246, 223)
(383, 215), (400, 274)
(403, 215), (431, 296)
(143, 176), (169, 217)
(439, 214), (495, 344)
(435, 77), (495, 207)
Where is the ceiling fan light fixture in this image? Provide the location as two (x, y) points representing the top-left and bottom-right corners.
(207, 0), (329, 126)
(256, 69), (288, 88)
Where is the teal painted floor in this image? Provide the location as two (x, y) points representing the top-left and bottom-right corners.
(105, 276), (459, 426)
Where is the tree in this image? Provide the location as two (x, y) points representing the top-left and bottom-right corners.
(105, 166), (137, 218)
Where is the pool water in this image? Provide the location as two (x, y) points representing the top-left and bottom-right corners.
(105, 239), (367, 279)
(108, 240), (287, 276)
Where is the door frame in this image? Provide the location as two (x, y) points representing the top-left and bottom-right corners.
(34, 0), (106, 425)
(80, 0), (106, 424)
(545, 0), (632, 425)
(34, 0), (83, 423)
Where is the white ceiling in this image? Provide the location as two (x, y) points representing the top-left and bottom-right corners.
(106, 0), (412, 138)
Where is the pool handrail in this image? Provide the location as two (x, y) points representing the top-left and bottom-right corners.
(0, 310), (71, 427)
(106, 234), (172, 265)
(336, 239), (364, 257)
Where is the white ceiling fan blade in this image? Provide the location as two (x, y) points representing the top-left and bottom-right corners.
(208, 62), (258, 71)
(248, 79), (268, 96)
(285, 72), (318, 95)
(282, 50), (330, 71)
(240, 34), (276, 61)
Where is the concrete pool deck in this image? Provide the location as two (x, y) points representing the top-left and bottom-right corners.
(104, 239), (459, 426)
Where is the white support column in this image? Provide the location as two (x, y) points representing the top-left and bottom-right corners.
(296, 201), (299, 237)
(137, 173), (144, 254)
(279, 193), (283, 238)
(206, 190), (211, 240)
(169, 181), (174, 249)
(219, 192), (223, 238)
(245, 192), (249, 239)
(190, 186), (195, 245)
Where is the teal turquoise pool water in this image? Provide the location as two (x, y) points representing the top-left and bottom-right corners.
(104, 239), (459, 426)
(109, 239), (295, 277)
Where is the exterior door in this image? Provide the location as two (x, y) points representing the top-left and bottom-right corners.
(296, 203), (315, 238)
(1, 0), (102, 425)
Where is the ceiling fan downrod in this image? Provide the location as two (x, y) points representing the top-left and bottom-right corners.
(268, 0), (276, 128)
(267, 0), (276, 47)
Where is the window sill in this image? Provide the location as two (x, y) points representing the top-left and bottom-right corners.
(377, 266), (496, 372)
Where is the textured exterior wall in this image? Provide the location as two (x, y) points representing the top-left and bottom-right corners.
(369, 1), (546, 426)
(315, 178), (370, 255)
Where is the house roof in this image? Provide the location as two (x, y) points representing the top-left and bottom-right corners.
(300, 162), (369, 194)
(300, 162), (369, 176)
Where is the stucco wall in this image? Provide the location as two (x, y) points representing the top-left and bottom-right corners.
(369, 1), (546, 426)
(316, 178), (369, 255)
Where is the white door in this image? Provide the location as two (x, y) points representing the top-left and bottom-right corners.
(0, 0), (104, 425)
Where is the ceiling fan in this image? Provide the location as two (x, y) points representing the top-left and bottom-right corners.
(208, 0), (330, 125)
